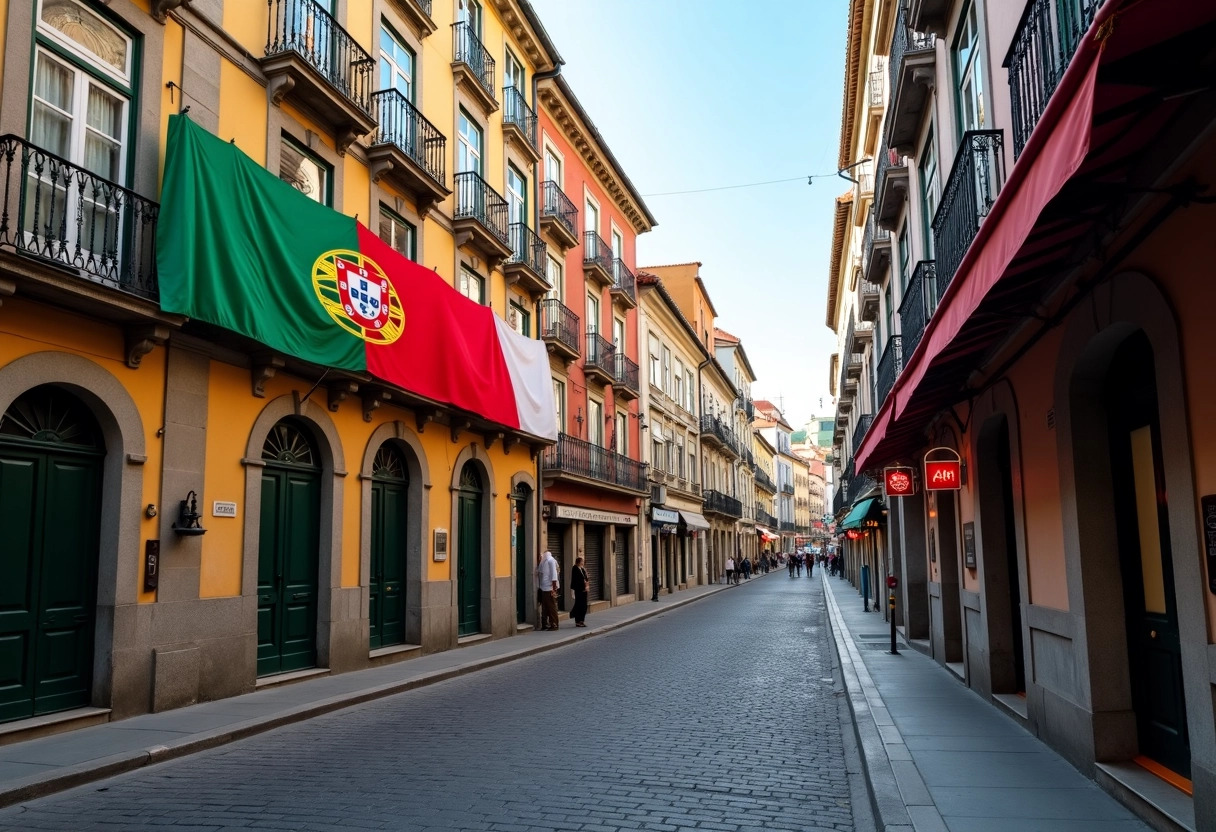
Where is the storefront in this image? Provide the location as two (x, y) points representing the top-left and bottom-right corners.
(545, 503), (639, 608)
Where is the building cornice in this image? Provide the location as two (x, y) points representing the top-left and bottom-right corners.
(825, 192), (853, 329)
(492, 0), (562, 71)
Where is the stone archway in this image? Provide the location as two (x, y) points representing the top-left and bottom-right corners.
(448, 444), (499, 639)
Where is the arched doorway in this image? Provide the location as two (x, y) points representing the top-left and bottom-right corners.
(0, 386), (103, 721)
(456, 461), (483, 636)
(1103, 332), (1189, 777)
(512, 483), (530, 624)
(369, 443), (408, 649)
(257, 419), (321, 676)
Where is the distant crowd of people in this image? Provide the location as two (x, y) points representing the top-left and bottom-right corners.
(720, 549), (843, 585)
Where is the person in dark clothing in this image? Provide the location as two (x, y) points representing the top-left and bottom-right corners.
(570, 557), (590, 627)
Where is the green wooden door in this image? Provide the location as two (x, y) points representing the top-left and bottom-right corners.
(257, 421), (321, 677)
(370, 445), (408, 649)
(457, 462), (482, 636)
(0, 388), (102, 723)
(513, 487), (528, 623)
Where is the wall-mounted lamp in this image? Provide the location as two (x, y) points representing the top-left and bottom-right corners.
(173, 490), (207, 536)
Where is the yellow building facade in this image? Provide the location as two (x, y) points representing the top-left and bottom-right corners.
(0, 0), (564, 729)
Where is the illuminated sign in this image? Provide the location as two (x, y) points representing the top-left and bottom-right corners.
(883, 466), (916, 498)
(924, 460), (962, 490)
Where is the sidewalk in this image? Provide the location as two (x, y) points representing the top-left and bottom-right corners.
(0, 576), (762, 809)
(822, 572), (1151, 832)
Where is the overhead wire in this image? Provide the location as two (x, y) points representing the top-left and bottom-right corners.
(641, 169), (849, 197)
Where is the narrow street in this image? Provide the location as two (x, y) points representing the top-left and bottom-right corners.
(0, 574), (863, 832)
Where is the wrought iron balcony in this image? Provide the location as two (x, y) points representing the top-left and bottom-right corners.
(451, 21), (496, 112)
(612, 353), (640, 400)
(368, 89), (449, 215)
(781, 482), (795, 496)
(851, 470), (877, 504)
(583, 230), (613, 287)
(754, 466), (777, 493)
(504, 222), (548, 296)
(875, 336), (903, 409)
(700, 415), (740, 457)
(542, 432), (648, 494)
(389, 0), (436, 38)
(263, 0), (376, 151)
(610, 258), (637, 308)
(539, 297), (579, 362)
(869, 66), (885, 108)
(540, 181), (579, 250)
(756, 507), (778, 528)
(874, 143), (908, 230)
(931, 130), (1005, 293)
(453, 170), (511, 266)
(1006, 0), (1104, 158)
(502, 86), (538, 161)
(861, 207), (891, 286)
(584, 331), (616, 385)
(779, 520), (795, 533)
(898, 260), (935, 359)
(703, 489), (743, 519)
(860, 283), (880, 322)
(832, 486), (846, 517)
(0, 136), (158, 299)
(852, 413), (874, 458)
(886, 2), (937, 155)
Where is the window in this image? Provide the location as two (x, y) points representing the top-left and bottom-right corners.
(648, 334), (660, 388)
(652, 437), (663, 470)
(898, 226), (910, 294)
(586, 293), (600, 335)
(616, 412), (628, 456)
(588, 398), (603, 445)
(506, 163), (527, 225)
(673, 359), (684, 406)
(457, 0), (481, 35)
(546, 256), (563, 300)
(378, 203), (416, 260)
(661, 346), (671, 395)
(280, 135), (331, 205)
(689, 450), (696, 482)
(611, 227), (623, 272)
(612, 318), (625, 352)
(676, 438), (684, 477)
(883, 283), (894, 347)
(457, 109), (482, 174)
(584, 196), (599, 236)
(953, 2), (985, 133)
(553, 378), (565, 431)
(684, 369), (695, 412)
(503, 48), (524, 92)
(459, 267), (485, 304)
(509, 301), (530, 337)
(32, 0), (133, 183)
(380, 22), (414, 100)
(544, 146), (562, 186)
(919, 127), (939, 258)
(665, 440), (675, 472)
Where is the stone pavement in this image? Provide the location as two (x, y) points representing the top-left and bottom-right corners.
(822, 571), (1152, 832)
(0, 578), (745, 811)
(0, 568), (865, 831)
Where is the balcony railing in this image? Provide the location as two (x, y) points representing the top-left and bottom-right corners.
(585, 331), (616, 375)
(704, 489), (743, 519)
(754, 467), (776, 492)
(502, 85), (537, 147)
(612, 352), (639, 393)
(1006, 0), (1104, 158)
(875, 336), (903, 409)
(507, 222), (546, 274)
(861, 206), (890, 284)
(889, 2), (936, 105)
(611, 258), (636, 303)
(583, 230), (613, 276)
(452, 21), (495, 101)
(779, 520), (795, 533)
(453, 170), (509, 246)
(539, 298), (579, 355)
(898, 260), (935, 359)
(931, 130), (1005, 293)
(781, 482), (795, 495)
(541, 180), (577, 240)
(266, 0), (375, 118)
(370, 89), (446, 187)
(852, 413), (874, 458)
(869, 66), (885, 107)
(756, 508), (778, 528)
(0, 136), (158, 298)
(832, 486), (845, 517)
(542, 432), (648, 492)
(700, 414), (739, 454)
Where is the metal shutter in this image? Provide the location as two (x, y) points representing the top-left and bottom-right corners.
(584, 526), (604, 602)
(614, 530), (628, 597)
(547, 526), (565, 611)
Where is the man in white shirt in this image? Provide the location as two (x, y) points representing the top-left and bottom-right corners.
(725, 556), (735, 585)
(535, 550), (560, 630)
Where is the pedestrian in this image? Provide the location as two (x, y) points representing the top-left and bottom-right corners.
(570, 556), (590, 627)
(535, 550), (560, 631)
(806, 552), (815, 579)
(788, 555), (796, 578)
(741, 557), (751, 581)
(725, 555), (735, 585)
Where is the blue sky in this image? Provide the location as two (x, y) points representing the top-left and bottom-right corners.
(530, 0), (848, 429)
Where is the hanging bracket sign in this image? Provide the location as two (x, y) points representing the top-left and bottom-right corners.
(883, 466), (916, 498)
(924, 447), (962, 491)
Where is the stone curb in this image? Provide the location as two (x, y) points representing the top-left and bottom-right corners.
(823, 576), (947, 832)
(0, 575), (769, 809)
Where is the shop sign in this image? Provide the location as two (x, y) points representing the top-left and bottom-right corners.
(924, 448), (963, 491)
(651, 508), (680, 524)
(553, 505), (638, 525)
(883, 466), (916, 498)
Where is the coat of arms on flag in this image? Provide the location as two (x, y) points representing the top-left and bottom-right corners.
(311, 249), (405, 345)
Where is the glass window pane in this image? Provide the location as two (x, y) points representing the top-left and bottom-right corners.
(280, 139), (328, 204)
(40, 0), (129, 75)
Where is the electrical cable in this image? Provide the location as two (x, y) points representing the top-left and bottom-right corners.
(642, 169), (848, 197)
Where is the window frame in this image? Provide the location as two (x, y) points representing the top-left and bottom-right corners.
(509, 299), (531, 337)
(459, 266), (486, 304)
(379, 19), (415, 102)
(280, 132), (333, 206)
(378, 202), (417, 260)
(457, 108), (483, 175)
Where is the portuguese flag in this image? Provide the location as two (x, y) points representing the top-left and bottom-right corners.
(157, 115), (556, 440)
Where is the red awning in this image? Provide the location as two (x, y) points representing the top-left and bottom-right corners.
(856, 0), (1216, 471)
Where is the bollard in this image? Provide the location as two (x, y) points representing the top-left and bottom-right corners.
(860, 564), (870, 612)
(887, 574), (899, 655)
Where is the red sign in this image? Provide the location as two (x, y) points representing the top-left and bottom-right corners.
(884, 466), (916, 498)
(924, 460), (962, 490)
(886, 575), (899, 589)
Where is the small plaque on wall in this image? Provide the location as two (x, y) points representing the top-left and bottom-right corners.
(963, 522), (976, 569)
(433, 528), (448, 562)
(1201, 496), (1216, 594)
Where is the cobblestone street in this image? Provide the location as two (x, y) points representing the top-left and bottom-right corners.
(0, 574), (862, 831)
